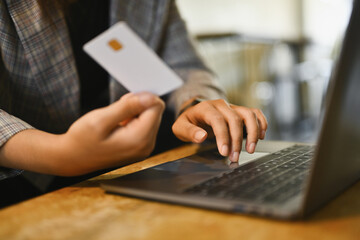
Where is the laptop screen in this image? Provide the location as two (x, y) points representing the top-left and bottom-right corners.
(304, 0), (360, 215)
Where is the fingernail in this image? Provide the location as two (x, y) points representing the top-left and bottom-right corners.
(229, 151), (239, 162)
(194, 131), (206, 142)
(136, 92), (155, 107)
(248, 143), (256, 153)
(221, 145), (229, 156)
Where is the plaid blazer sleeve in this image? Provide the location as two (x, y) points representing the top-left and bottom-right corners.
(0, 1), (38, 180)
(0, 110), (33, 180)
(0, 109), (34, 148)
(0, 167), (23, 181)
(160, 1), (227, 115)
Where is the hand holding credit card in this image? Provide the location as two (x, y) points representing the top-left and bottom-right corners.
(83, 22), (183, 96)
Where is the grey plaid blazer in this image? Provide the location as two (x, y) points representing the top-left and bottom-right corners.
(0, 0), (225, 180)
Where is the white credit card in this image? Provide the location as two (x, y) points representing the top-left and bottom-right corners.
(83, 22), (183, 96)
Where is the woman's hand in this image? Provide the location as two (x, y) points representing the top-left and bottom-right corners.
(0, 92), (165, 176)
(59, 92), (165, 175)
(172, 99), (267, 162)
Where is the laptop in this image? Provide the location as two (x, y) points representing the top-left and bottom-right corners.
(101, 1), (360, 220)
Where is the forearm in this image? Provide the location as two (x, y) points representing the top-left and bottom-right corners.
(0, 129), (71, 176)
(0, 129), (121, 176)
(0, 93), (165, 177)
(159, 2), (226, 115)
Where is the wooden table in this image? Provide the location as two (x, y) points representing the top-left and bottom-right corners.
(0, 144), (359, 240)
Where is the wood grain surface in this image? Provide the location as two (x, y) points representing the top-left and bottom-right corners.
(0, 144), (359, 240)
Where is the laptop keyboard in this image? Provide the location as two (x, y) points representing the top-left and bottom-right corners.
(184, 145), (314, 204)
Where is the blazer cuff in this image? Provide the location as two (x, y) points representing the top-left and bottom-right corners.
(0, 109), (34, 148)
(0, 167), (23, 181)
(167, 69), (227, 117)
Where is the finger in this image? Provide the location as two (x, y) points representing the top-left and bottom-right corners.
(172, 117), (208, 143)
(199, 104), (231, 157)
(252, 108), (268, 139)
(173, 102), (231, 156)
(109, 99), (165, 142)
(127, 101), (165, 138)
(233, 107), (260, 154)
(106, 102), (165, 160)
(101, 92), (163, 132)
(213, 104), (244, 162)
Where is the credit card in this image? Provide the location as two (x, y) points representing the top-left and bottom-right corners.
(83, 22), (183, 96)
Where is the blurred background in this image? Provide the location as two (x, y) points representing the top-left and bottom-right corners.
(176, 0), (353, 143)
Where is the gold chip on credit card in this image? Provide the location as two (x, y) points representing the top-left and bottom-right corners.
(108, 39), (122, 51)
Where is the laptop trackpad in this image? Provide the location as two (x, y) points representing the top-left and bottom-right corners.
(106, 149), (270, 194)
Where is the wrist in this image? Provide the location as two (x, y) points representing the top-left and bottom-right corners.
(178, 97), (206, 116)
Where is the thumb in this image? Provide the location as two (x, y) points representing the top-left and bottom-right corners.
(100, 92), (163, 131)
(172, 117), (208, 143)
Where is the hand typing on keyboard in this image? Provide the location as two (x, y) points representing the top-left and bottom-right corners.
(172, 99), (268, 163)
